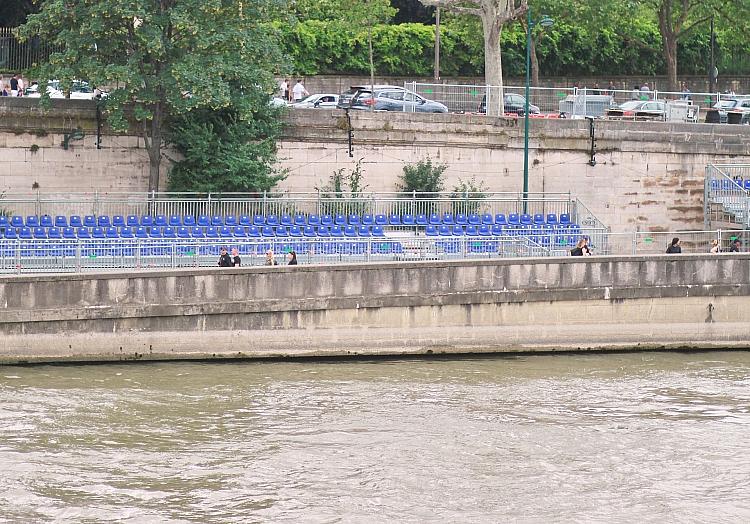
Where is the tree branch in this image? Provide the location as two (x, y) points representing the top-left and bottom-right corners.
(418, 0), (482, 17)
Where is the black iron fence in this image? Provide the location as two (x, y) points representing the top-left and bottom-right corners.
(0, 27), (58, 73)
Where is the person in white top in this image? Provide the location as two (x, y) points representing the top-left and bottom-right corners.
(278, 79), (288, 100)
(292, 79), (309, 102)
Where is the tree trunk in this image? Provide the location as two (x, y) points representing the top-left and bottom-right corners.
(483, 15), (503, 116)
(531, 30), (539, 87)
(368, 25), (375, 112)
(145, 102), (163, 193)
(662, 34), (678, 91)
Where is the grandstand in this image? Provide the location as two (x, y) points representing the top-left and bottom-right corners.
(705, 164), (750, 228)
(0, 192), (607, 273)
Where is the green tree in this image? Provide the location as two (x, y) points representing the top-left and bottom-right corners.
(18, 0), (282, 192)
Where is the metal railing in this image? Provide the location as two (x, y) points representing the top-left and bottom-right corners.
(404, 82), (746, 121)
(0, 190), (583, 223)
(705, 164), (750, 228)
(0, 27), (60, 72)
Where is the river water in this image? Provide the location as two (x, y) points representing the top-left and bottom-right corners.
(1, 352), (749, 523)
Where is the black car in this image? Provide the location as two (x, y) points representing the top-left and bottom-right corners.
(336, 85), (449, 113)
(478, 93), (540, 115)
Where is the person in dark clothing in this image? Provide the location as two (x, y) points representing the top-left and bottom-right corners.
(218, 246), (233, 267)
(231, 248), (241, 267)
(287, 250), (298, 265)
(570, 238), (591, 256)
(729, 239), (742, 252)
(666, 237), (681, 254)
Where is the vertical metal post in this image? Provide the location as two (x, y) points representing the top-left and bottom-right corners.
(434, 7), (441, 81)
(523, 7), (531, 215)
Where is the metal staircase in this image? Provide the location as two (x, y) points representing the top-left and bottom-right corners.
(705, 164), (750, 228)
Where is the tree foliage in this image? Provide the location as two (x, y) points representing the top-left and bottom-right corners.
(18, 0), (283, 192)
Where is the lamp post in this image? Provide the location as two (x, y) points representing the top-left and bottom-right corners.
(523, 9), (553, 214)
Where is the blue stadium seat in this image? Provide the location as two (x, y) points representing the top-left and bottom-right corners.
(293, 214), (306, 226)
(48, 227), (62, 239)
(468, 214), (481, 225)
(425, 225), (438, 236)
(266, 214), (280, 226)
(252, 214), (265, 226)
(362, 214), (375, 226)
(55, 215), (68, 228)
(224, 215), (237, 227)
(533, 213), (545, 225)
(478, 225), (491, 236)
(91, 227), (105, 239)
(217, 226), (231, 238)
(334, 214), (347, 226)
(154, 215), (168, 227)
(280, 214), (293, 226)
(33, 227), (47, 239)
(190, 226), (204, 238)
(317, 227), (331, 238)
(40, 215), (53, 228)
(455, 213), (468, 225)
(10, 216), (23, 228)
(330, 225), (344, 238)
(231, 226), (246, 238)
(358, 225), (371, 237)
(452, 226), (465, 236)
(120, 227), (134, 239)
(162, 227), (176, 239)
(388, 214), (401, 225)
(76, 227), (90, 239)
(442, 213), (454, 225)
(183, 215), (196, 226)
(301, 225), (315, 237)
(416, 214), (428, 226)
(26, 216), (40, 227)
(481, 213), (494, 225)
(105, 227), (118, 239)
(494, 214), (507, 226)
(438, 225), (451, 236)
(61, 227), (76, 239)
(95, 215), (109, 227)
(238, 215), (251, 226)
(135, 227), (148, 239)
(141, 215), (154, 227)
(520, 214), (532, 225)
(465, 225), (479, 236)
(321, 214), (334, 227)
(210, 215), (223, 226)
(372, 225), (385, 237)
(205, 227), (219, 239)
(275, 226), (289, 238)
(559, 213), (571, 225)
(347, 214), (361, 226)
(289, 226), (302, 237)
(261, 225), (275, 237)
(546, 214), (558, 225)
(125, 215), (138, 227)
(166, 214), (179, 227)
(305, 214), (319, 227)
(344, 225), (357, 237)
(4, 227), (17, 239)
(744, 180), (750, 191)
(491, 224), (503, 236)
(375, 214), (387, 226)
(110, 215), (124, 227)
(194, 215), (208, 227)
(429, 213), (441, 225)
(402, 214), (415, 226)
(247, 226), (260, 238)
(508, 213), (520, 225)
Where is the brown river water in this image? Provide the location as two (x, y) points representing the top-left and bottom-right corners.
(1, 351), (749, 523)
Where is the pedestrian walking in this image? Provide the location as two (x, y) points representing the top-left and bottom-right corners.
(666, 237), (681, 254)
(292, 79), (308, 103)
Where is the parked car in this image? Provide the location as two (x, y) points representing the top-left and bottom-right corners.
(24, 81), (64, 99)
(337, 85), (448, 113)
(606, 100), (666, 120)
(711, 98), (750, 124)
(478, 93), (540, 115)
(292, 93), (339, 109)
(25, 80), (105, 100)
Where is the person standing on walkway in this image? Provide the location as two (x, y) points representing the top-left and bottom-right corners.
(218, 247), (233, 267)
(287, 250), (298, 265)
(10, 74), (19, 96)
(292, 79), (308, 103)
(666, 237), (681, 254)
(709, 239), (720, 253)
(729, 239), (742, 252)
(231, 247), (241, 267)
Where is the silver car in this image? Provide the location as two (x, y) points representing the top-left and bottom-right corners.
(292, 94), (339, 109)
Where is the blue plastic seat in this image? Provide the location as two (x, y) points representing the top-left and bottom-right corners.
(388, 214), (401, 225)
(468, 214), (481, 225)
(428, 213), (441, 225)
(10, 216), (24, 228)
(442, 213), (455, 225)
(320, 214), (333, 227)
(209, 215), (223, 226)
(289, 226), (302, 237)
(452, 226), (465, 236)
(303, 225), (316, 237)
(232, 226), (246, 238)
(197, 215), (210, 227)
(48, 227), (62, 239)
(508, 213), (520, 225)
(533, 213), (545, 225)
(168, 214), (181, 226)
(455, 213), (468, 225)
(307, 214), (321, 227)
(438, 225), (452, 236)
(253, 214), (265, 226)
(190, 226), (204, 238)
(559, 213), (571, 225)
(26, 216), (40, 227)
(546, 213), (558, 225)
(334, 214), (347, 226)
(0, 216), (8, 229)
(205, 227), (219, 239)
(125, 215), (139, 227)
(280, 214), (293, 226)
(96, 216), (110, 228)
(40, 215), (54, 228)
(183, 215), (196, 226)
(330, 225), (344, 237)
(372, 225), (385, 237)
(4, 227), (17, 239)
(361, 214), (374, 226)
(155, 215), (169, 227)
(425, 225), (438, 236)
(348, 214), (361, 226)
(265, 214), (279, 227)
(55, 215), (68, 228)
(293, 214), (306, 226)
(344, 225), (357, 237)
(238, 215), (251, 226)
(105, 226), (118, 239)
(76, 227), (90, 239)
(141, 215), (154, 227)
(120, 227), (134, 239)
(247, 226), (260, 238)
(358, 225), (371, 237)
(135, 227), (148, 239)
(491, 224), (503, 236)
(317, 226), (331, 238)
(744, 180), (750, 191)
(33, 227), (47, 239)
(416, 214), (428, 226)
(275, 226), (289, 238)
(111, 215), (125, 227)
(478, 225), (491, 236)
(217, 226), (231, 238)
(91, 227), (105, 239)
(402, 214), (415, 226)
(520, 214), (533, 225)
(224, 215), (237, 227)
(261, 225), (275, 237)
(481, 213), (494, 225)
(162, 227), (176, 239)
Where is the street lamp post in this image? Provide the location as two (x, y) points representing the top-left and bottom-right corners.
(523, 9), (553, 214)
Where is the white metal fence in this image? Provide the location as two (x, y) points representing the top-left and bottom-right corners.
(704, 164), (750, 228)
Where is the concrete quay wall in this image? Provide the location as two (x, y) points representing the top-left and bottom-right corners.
(1, 255), (749, 364)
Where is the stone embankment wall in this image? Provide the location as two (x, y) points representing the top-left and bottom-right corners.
(1, 255), (749, 364)
(2, 98), (750, 233)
